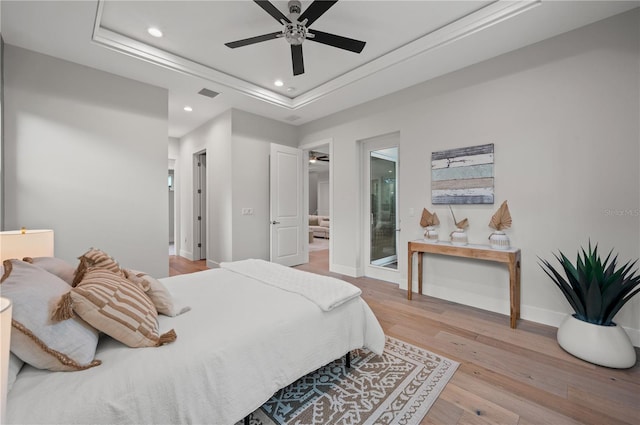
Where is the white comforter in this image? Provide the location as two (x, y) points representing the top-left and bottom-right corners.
(221, 259), (362, 311)
(7, 266), (385, 425)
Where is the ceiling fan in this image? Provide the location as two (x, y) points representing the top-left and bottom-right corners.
(309, 151), (329, 163)
(225, 0), (366, 76)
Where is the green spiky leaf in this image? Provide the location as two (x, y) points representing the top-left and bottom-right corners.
(539, 242), (640, 326)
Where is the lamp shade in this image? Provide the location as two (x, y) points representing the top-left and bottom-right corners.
(0, 229), (54, 262)
(0, 297), (12, 424)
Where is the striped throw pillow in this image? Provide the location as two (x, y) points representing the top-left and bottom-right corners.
(65, 267), (176, 348)
(72, 248), (122, 286)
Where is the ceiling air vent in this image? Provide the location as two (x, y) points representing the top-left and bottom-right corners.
(284, 115), (301, 122)
(198, 88), (219, 98)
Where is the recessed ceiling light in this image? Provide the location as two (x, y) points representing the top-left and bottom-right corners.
(286, 87), (296, 93)
(147, 27), (163, 38)
(274, 80), (284, 87)
(183, 106), (193, 112)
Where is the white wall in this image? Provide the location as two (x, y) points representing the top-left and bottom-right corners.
(0, 36), (4, 230)
(178, 110), (232, 264)
(177, 109), (297, 265)
(299, 10), (640, 343)
(230, 109), (298, 261)
(308, 172), (318, 214)
(317, 179), (329, 216)
(3, 46), (169, 277)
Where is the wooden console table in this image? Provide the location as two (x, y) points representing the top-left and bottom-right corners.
(407, 240), (521, 328)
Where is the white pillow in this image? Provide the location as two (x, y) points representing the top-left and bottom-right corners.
(22, 257), (75, 285)
(124, 269), (191, 317)
(7, 353), (24, 392)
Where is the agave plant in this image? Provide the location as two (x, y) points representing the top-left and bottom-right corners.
(539, 242), (640, 326)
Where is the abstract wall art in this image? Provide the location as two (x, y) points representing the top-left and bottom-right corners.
(431, 143), (494, 204)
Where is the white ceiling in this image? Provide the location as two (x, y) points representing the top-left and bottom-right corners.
(2, 1), (638, 138)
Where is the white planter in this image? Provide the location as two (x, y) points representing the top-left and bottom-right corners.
(557, 315), (637, 369)
(489, 231), (510, 250)
(450, 228), (468, 246)
(423, 226), (439, 242)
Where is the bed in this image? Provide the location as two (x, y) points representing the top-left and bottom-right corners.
(5, 257), (385, 424)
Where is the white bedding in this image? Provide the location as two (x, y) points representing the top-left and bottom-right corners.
(220, 259), (362, 311)
(7, 266), (385, 425)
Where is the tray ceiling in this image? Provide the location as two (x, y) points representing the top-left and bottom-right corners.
(2, 1), (637, 137)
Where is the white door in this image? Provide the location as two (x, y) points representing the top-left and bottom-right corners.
(270, 143), (305, 266)
(363, 134), (400, 283)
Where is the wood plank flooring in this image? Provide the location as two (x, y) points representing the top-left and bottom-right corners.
(169, 255), (207, 276)
(169, 251), (640, 425)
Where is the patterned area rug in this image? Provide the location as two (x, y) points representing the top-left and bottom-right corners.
(240, 336), (459, 425)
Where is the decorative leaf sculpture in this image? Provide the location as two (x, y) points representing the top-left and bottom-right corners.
(456, 218), (469, 229)
(489, 201), (512, 231)
(449, 205), (468, 229)
(539, 241), (640, 326)
(420, 208), (440, 227)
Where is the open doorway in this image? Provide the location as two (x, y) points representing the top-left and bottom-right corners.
(306, 144), (331, 270)
(362, 133), (400, 284)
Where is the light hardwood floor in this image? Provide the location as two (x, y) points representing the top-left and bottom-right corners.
(169, 252), (640, 425)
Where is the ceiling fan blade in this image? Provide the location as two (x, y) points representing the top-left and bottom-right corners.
(254, 0), (290, 24)
(299, 0), (338, 27)
(225, 31), (282, 48)
(307, 29), (366, 53)
(291, 44), (304, 76)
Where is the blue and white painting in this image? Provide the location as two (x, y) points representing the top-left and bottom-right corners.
(431, 143), (494, 204)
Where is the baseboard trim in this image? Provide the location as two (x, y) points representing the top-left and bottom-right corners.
(330, 263), (358, 277)
(623, 326), (640, 347)
(179, 250), (193, 261)
(206, 259), (220, 269)
(418, 284), (640, 347)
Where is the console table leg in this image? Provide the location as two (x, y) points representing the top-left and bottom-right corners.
(516, 259), (521, 320)
(417, 252), (423, 295)
(509, 259), (521, 329)
(407, 249), (413, 300)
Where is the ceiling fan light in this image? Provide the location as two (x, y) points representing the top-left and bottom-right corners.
(288, 0), (302, 17)
(284, 22), (307, 45)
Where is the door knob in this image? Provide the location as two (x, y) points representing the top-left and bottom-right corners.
(271, 220), (281, 225)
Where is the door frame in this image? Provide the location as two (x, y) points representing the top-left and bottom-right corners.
(361, 133), (401, 284)
(192, 150), (206, 261)
(300, 138), (333, 268)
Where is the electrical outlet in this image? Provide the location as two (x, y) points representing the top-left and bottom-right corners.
(241, 208), (254, 215)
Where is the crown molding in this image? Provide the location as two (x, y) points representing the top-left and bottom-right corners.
(92, 0), (541, 111)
